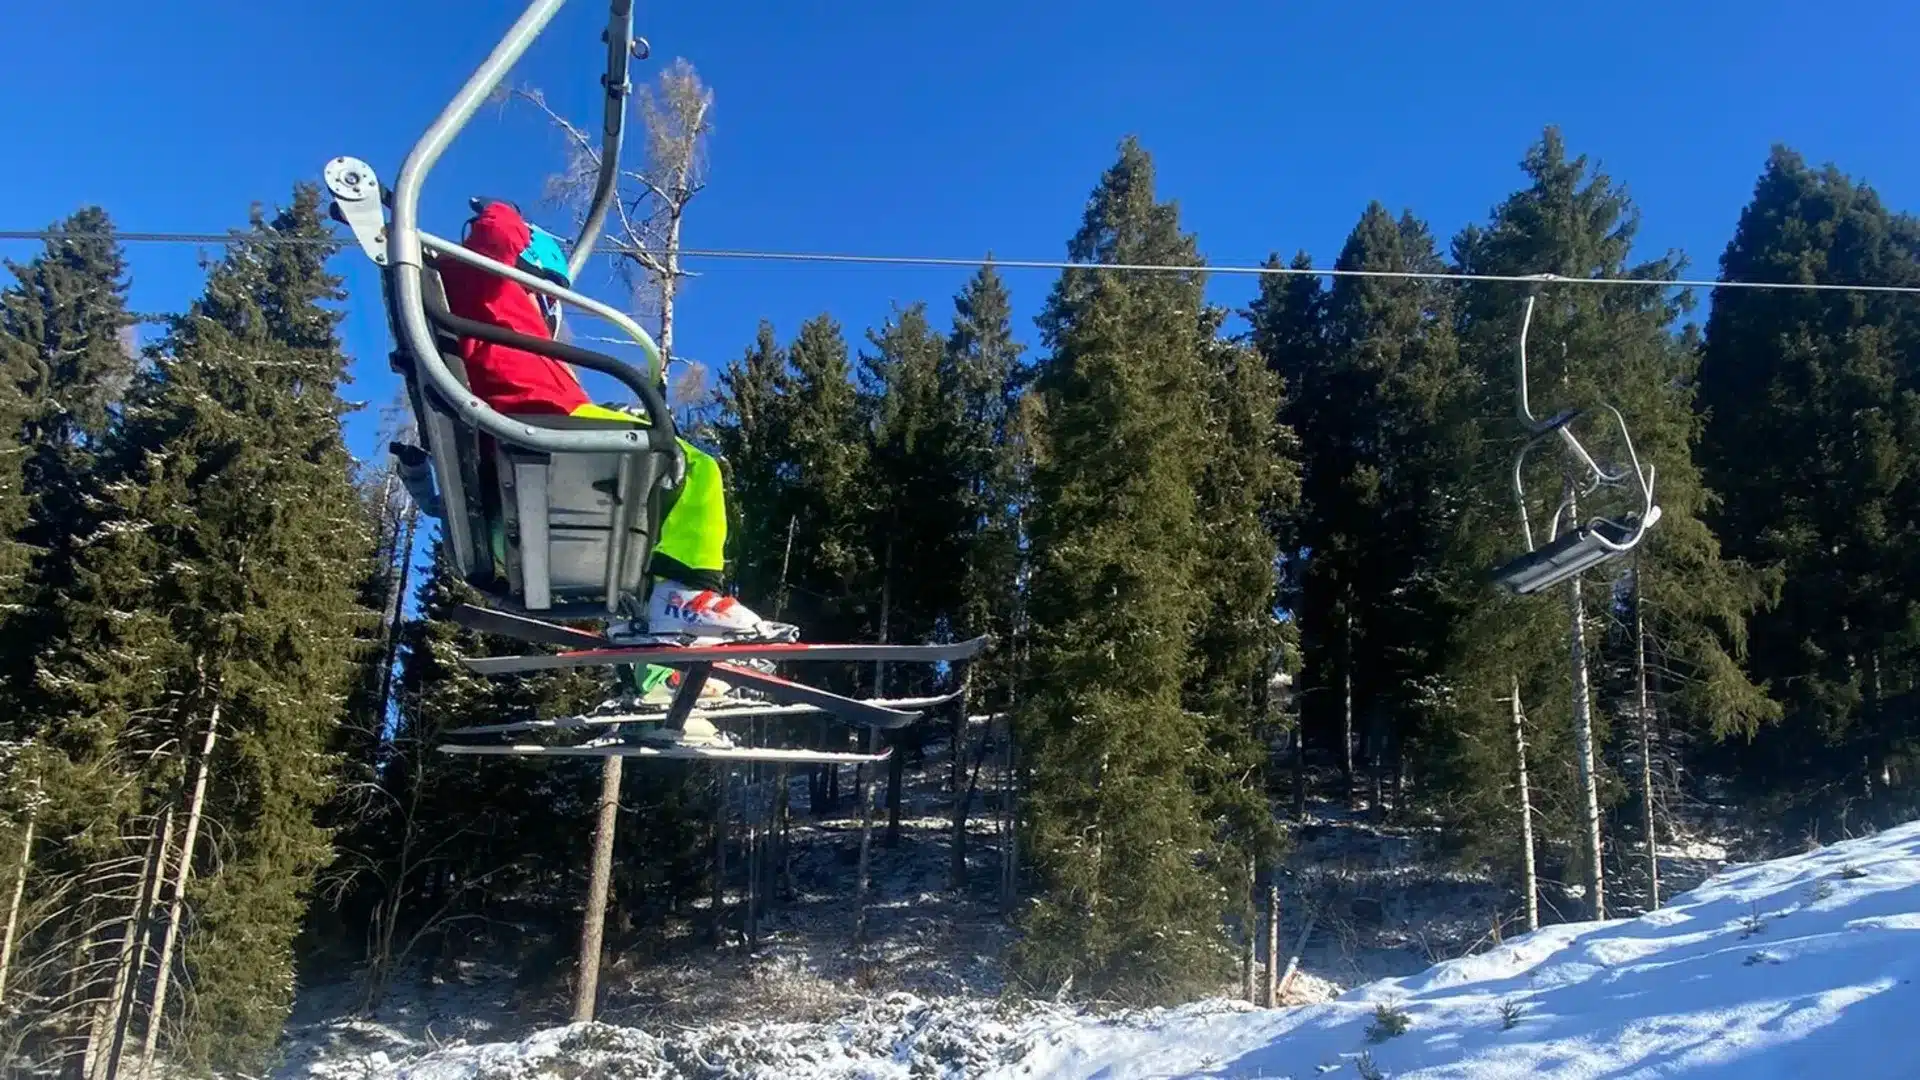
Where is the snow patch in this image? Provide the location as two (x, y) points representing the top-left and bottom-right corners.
(278, 819), (1920, 1078)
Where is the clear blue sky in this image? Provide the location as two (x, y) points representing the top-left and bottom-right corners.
(3, 0), (1916, 464)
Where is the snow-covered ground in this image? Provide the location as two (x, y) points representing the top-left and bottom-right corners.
(278, 817), (1920, 1079)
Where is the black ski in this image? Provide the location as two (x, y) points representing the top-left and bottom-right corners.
(444, 687), (962, 737)
(439, 741), (894, 766)
(702, 662), (921, 728)
(460, 634), (988, 675)
(450, 603), (610, 648)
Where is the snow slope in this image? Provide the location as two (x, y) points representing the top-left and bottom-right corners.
(284, 820), (1920, 1080)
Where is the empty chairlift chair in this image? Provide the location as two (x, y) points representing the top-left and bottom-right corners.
(1489, 287), (1662, 596)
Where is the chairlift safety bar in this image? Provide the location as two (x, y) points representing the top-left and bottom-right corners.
(384, 0), (669, 458)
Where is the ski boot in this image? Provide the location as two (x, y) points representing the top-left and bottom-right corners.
(606, 579), (800, 646)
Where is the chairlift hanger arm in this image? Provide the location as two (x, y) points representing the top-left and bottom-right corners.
(570, 0), (636, 281)
(384, 0), (668, 459)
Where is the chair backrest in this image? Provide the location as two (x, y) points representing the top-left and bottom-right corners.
(493, 413), (665, 615)
(386, 260), (669, 618)
(385, 261), (492, 589)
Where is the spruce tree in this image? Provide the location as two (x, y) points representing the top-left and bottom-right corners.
(781, 314), (873, 647)
(859, 300), (965, 656)
(1186, 317), (1297, 875)
(1246, 253), (1332, 768)
(346, 541), (609, 1007)
(1012, 137), (1229, 1000)
(714, 321), (791, 610)
(943, 263), (1029, 686)
(940, 263), (1028, 872)
(0, 210), (144, 1072)
(1437, 130), (1768, 916)
(21, 186), (381, 1072)
(1697, 147), (1920, 832)
(1265, 206), (1472, 815)
(0, 208), (137, 702)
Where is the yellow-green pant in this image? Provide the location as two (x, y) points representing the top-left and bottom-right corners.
(570, 402), (727, 588)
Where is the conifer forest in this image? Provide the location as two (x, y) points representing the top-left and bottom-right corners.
(1, 89), (1918, 1075)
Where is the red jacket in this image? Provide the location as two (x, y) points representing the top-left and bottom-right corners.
(436, 202), (589, 416)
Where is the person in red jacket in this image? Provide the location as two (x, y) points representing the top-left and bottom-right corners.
(438, 200), (794, 655)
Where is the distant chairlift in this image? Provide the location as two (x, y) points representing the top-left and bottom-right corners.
(1489, 286), (1661, 596)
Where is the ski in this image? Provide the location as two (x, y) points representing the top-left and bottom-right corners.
(443, 688), (962, 737)
(438, 741), (894, 765)
(706, 662), (922, 728)
(450, 603), (610, 649)
(460, 634), (988, 676)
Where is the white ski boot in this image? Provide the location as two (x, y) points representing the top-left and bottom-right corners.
(622, 579), (800, 645)
(634, 715), (735, 749)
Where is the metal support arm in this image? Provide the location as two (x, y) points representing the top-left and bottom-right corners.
(381, 0), (673, 458)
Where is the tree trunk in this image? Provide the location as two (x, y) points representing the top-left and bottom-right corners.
(1342, 609), (1356, 807)
(950, 697), (966, 795)
(1263, 884), (1280, 1006)
(1368, 710), (1385, 822)
(745, 806), (760, 951)
(775, 763), (793, 901)
(948, 679), (975, 889)
(571, 755), (623, 1022)
(1635, 567), (1659, 910)
(101, 809), (173, 1080)
(852, 730), (879, 951)
(374, 505), (418, 728)
(1291, 718), (1307, 821)
(1240, 858), (1256, 1003)
(710, 767), (729, 946)
(949, 709), (994, 890)
(884, 740), (906, 847)
(1567, 569), (1605, 921)
(871, 533), (893, 844)
(999, 716), (1018, 918)
(0, 807), (35, 1007)
(136, 697), (221, 1080)
(1511, 676), (1539, 933)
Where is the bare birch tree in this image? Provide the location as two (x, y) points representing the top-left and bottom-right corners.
(518, 56), (717, 1024)
(1510, 676), (1539, 933)
(1633, 562), (1659, 910)
(133, 697), (220, 1079)
(1561, 482), (1606, 922)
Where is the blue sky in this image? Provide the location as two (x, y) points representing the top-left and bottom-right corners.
(3, 0), (1917, 465)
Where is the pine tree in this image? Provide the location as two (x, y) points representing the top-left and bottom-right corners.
(1697, 146), (1920, 833)
(1267, 205), (1471, 816)
(0, 210), (144, 1072)
(943, 262), (1029, 673)
(17, 186), (382, 1072)
(0, 208), (137, 701)
(1186, 315), (1297, 879)
(781, 314), (873, 647)
(714, 321), (791, 611)
(1012, 137), (1230, 1001)
(1437, 129), (1768, 917)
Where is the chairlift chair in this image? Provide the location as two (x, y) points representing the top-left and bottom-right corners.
(321, 0), (982, 764)
(1489, 285), (1662, 596)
